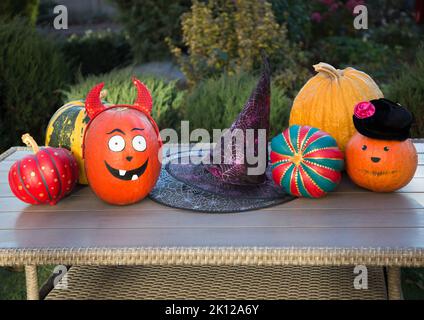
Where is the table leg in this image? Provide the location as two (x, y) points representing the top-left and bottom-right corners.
(387, 267), (402, 300)
(25, 265), (39, 300)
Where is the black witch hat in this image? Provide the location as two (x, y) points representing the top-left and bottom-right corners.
(149, 59), (294, 213)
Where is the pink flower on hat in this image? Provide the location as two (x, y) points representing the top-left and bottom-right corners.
(354, 101), (376, 119)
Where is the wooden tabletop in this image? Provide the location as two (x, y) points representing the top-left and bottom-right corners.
(1, 145), (424, 267)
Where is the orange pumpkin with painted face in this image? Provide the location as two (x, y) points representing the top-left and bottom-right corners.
(345, 133), (417, 192)
(83, 78), (161, 205)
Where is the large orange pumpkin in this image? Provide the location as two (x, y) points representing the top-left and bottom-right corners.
(345, 133), (417, 192)
(83, 78), (162, 205)
(289, 63), (383, 151)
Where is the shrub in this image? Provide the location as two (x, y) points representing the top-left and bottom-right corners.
(169, 0), (309, 95)
(307, 0), (423, 83)
(308, 0), (422, 43)
(37, 0), (59, 26)
(64, 68), (186, 130)
(309, 0), (366, 38)
(270, 0), (312, 44)
(0, 0), (39, 25)
(109, 0), (191, 62)
(366, 1), (422, 68)
(386, 47), (424, 138)
(314, 36), (401, 82)
(0, 18), (70, 152)
(183, 71), (292, 138)
(61, 30), (133, 77)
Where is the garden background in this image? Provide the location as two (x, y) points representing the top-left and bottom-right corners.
(0, 0), (424, 299)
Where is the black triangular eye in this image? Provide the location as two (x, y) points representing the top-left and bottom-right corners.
(362, 145), (367, 151)
(384, 147), (390, 152)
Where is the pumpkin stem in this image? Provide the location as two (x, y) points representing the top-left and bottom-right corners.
(21, 133), (39, 154)
(313, 63), (343, 80)
(100, 89), (108, 100)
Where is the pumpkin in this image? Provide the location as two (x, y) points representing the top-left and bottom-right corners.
(8, 134), (78, 205)
(83, 78), (162, 205)
(345, 133), (418, 192)
(45, 93), (109, 185)
(289, 63), (384, 151)
(270, 125), (344, 198)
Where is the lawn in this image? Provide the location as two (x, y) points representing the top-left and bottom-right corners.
(0, 266), (53, 300)
(1, 266), (423, 300)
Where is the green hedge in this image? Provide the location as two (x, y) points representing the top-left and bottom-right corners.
(184, 71), (292, 138)
(0, 18), (70, 152)
(0, 0), (39, 25)
(64, 68), (186, 130)
(61, 30), (133, 77)
(270, 0), (312, 43)
(315, 36), (399, 83)
(386, 47), (424, 138)
(110, 0), (191, 62)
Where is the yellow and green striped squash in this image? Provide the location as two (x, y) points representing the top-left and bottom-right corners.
(45, 100), (91, 184)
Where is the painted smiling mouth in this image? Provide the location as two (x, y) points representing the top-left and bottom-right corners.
(105, 159), (148, 181)
(360, 169), (397, 177)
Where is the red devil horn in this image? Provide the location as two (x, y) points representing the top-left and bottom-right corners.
(133, 77), (153, 114)
(85, 82), (106, 119)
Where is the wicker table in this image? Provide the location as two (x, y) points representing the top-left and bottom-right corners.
(1, 145), (424, 300)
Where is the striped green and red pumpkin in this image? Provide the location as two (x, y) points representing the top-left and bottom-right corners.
(45, 99), (109, 184)
(270, 125), (344, 198)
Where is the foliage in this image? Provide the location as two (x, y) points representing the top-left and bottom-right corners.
(64, 68), (186, 130)
(109, 0), (191, 63)
(0, 0), (39, 25)
(386, 47), (424, 138)
(315, 36), (401, 82)
(305, 0), (423, 84)
(61, 30), (133, 77)
(309, 0), (422, 40)
(270, 0), (312, 44)
(170, 0), (310, 96)
(402, 268), (424, 300)
(366, 0), (416, 25)
(366, 3), (424, 51)
(0, 18), (70, 152)
(309, 0), (366, 38)
(184, 71), (292, 137)
(0, 266), (54, 300)
(37, 0), (58, 26)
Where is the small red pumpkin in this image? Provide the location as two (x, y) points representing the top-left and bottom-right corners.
(83, 78), (162, 205)
(8, 134), (78, 205)
(346, 133), (418, 192)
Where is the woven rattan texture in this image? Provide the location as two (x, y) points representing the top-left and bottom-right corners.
(46, 265), (387, 300)
(1, 247), (423, 267)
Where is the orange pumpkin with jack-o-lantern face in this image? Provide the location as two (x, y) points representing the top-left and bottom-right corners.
(83, 78), (161, 205)
(345, 133), (417, 192)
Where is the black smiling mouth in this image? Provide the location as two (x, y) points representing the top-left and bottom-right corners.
(105, 159), (149, 181)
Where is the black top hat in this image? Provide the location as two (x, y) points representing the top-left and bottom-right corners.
(353, 98), (414, 141)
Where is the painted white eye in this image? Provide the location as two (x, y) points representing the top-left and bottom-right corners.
(132, 135), (147, 152)
(108, 135), (125, 152)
